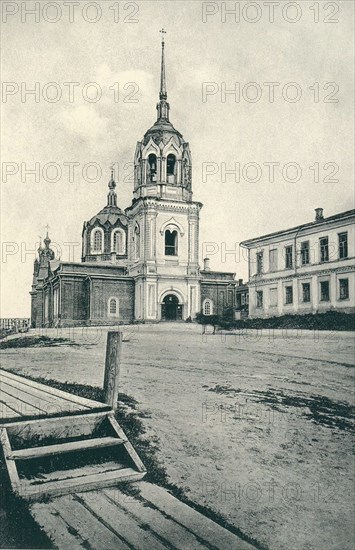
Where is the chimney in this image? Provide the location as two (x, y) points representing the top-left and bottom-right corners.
(238, 279), (243, 286)
(315, 208), (324, 221)
(203, 258), (210, 271)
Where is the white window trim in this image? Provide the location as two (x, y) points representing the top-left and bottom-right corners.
(91, 227), (104, 254)
(108, 297), (119, 318)
(202, 299), (213, 316)
(111, 229), (126, 255)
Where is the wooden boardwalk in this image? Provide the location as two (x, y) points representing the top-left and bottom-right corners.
(31, 481), (255, 550)
(0, 368), (110, 422)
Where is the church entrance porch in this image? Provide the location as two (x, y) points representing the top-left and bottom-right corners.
(161, 294), (183, 321)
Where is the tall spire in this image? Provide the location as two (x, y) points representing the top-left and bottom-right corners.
(157, 29), (170, 122)
(107, 166), (117, 207)
(159, 28), (167, 101)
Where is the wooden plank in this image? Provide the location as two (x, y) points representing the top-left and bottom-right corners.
(12, 436), (126, 460)
(0, 380), (56, 414)
(50, 494), (131, 550)
(30, 501), (88, 550)
(104, 487), (209, 550)
(0, 369), (109, 411)
(20, 468), (145, 500)
(78, 490), (168, 550)
(0, 372), (84, 414)
(103, 331), (122, 411)
(138, 481), (256, 550)
(0, 401), (22, 419)
(108, 414), (146, 472)
(0, 383), (46, 416)
(0, 427), (20, 492)
(4, 411), (108, 441)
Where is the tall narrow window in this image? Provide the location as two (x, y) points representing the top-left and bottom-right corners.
(256, 291), (263, 308)
(92, 229), (103, 252)
(338, 232), (348, 259)
(320, 280), (330, 301)
(134, 225), (140, 259)
(269, 249), (278, 272)
(300, 241), (310, 265)
(285, 285), (293, 304)
(256, 251), (263, 275)
(108, 298), (119, 317)
(167, 154), (176, 182)
(203, 299), (213, 315)
(148, 153), (157, 182)
(112, 229), (125, 255)
(165, 230), (178, 256)
(320, 237), (329, 262)
(302, 283), (311, 303)
(339, 279), (349, 300)
(285, 246), (293, 269)
(269, 288), (278, 307)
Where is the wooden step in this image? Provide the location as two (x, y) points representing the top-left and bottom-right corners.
(2, 412), (146, 500)
(11, 436), (127, 460)
(19, 465), (145, 500)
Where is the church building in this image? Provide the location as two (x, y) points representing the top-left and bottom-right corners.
(30, 37), (237, 327)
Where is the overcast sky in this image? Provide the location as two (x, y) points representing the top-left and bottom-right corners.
(1, 0), (354, 317)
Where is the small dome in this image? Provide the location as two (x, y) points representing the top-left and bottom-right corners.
(143, 119), (184, 147)
(88, 205), (128, 228)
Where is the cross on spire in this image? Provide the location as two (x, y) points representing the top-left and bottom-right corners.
(45, 224), (50, 234)
(160, 28), (166, 45)
(107, 165), (117, 207)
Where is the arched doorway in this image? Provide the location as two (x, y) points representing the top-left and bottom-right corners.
(161, 294), (183, 321)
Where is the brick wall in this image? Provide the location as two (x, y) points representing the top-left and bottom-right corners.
(200, 282), (235, 317)
(91, 278), (135, 324)
(61, 277), (88, 324)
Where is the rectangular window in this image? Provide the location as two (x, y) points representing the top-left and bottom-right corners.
(300, 241), (310, 265)
(269, 288), (278, 307)
(229, 290), (234, 304)
(256, 291), (263, 308)
(302, 283), (311, 303)
(285, 285), (293, 304)
(320, 280), (330, 301)
(269, 249), (278, 272)
(338, 232), (348, 259)
(320, 237), (329, 262)
(241, 294), (245, 305)
(256, 251), (263, 275)
(339, 279), (349, 300)
(285, 246), (293, 269)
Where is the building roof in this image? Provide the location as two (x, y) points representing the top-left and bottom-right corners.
(240, 209), (355, 248)
(88, 205), (128, 227)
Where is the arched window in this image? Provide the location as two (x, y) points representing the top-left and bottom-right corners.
(134, 224), (140, 259)
(108, 297), (119, 317)
(148, 153), (157, 183)
(165, 230), (178, 256)
(167, 154), (176, 182)
(111, 229), (125, 255)
(92, 228), (103, 253)
(203, 299), (213, 316)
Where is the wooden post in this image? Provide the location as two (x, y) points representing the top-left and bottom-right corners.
(103, 331), (122, 411)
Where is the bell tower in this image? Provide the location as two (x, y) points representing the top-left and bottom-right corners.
(126, 31), (202, 322)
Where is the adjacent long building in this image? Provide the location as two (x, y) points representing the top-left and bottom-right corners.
(240, 208), (355, 318)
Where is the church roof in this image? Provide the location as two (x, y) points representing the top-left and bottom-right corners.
(88, 205), (128, 227)
(143, 119), (184, 146)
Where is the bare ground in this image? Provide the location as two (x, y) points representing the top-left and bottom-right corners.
(1, 324), (354, 550)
